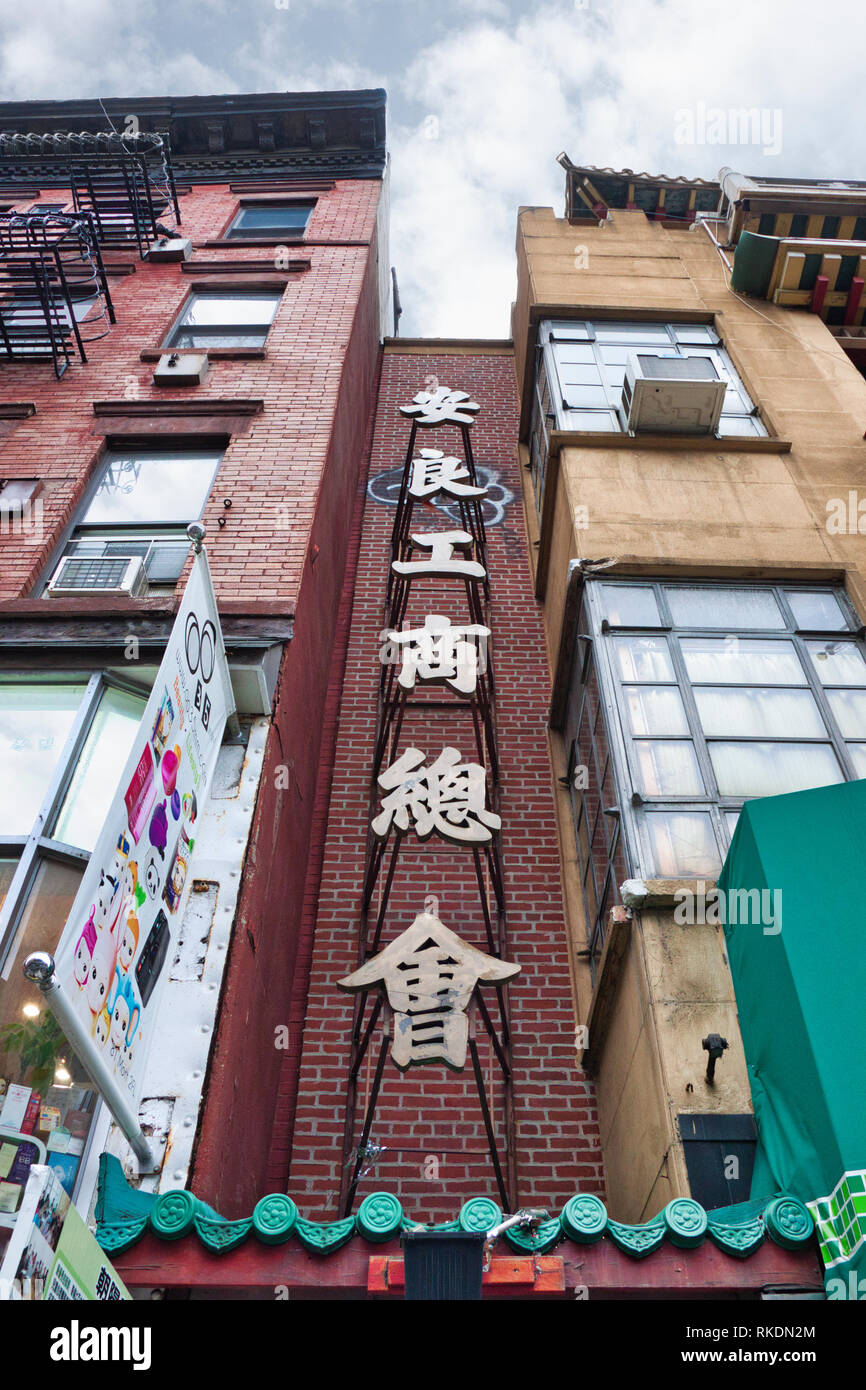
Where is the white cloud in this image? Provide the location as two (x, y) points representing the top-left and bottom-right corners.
(0, 0), (861, 335)
(390, 0), (865, 334)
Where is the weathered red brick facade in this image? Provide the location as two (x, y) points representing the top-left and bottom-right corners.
(283, 348), (604, 1222)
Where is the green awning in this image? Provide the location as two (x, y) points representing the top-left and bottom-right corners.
(718, 779), (866, 1297)
(730, 230), (780, 297)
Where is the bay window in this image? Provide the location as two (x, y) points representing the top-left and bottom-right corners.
(562, 579), (866, 973)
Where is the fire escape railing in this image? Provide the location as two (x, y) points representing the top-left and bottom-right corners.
(0, 130), (181, 258)
(0, 211), (116, 377)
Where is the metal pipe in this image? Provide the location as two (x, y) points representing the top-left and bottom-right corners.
(23, 951), (153, 1168)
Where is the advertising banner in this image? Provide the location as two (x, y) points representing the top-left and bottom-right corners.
(47, 549), (233, 1131)
(0, 1164), (129, 1300)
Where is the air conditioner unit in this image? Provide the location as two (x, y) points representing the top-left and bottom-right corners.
(622, 353), (726, 435)
(47, 555), (149, 598)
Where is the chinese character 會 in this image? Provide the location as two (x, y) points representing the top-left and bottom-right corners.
(338, 908), (519, 1070)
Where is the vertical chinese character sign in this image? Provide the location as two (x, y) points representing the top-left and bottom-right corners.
(50, 549), (233, 1118)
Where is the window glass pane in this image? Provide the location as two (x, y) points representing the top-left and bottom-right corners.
(556, 345), (597, 365)
(786, 590), (848, 630)
(681, 637), (805, 685)
(848, 744), (866, 777)
(644, 811), (721, 876)
(806, 640), (866, 687)
(599, 346), (633, 366)
(180, 294), (279, 327)
(82, 451), (222, 527)
(233, 204), (312, 231)
(708, 741), (843, 797)
(673, 325), (718, 344)
(52, 687), (146, 852)
(594, 322), (672, 343)
(717, 415), (763, 437)
(172, 331), (267, 350)
(666, 586), (784, 629)
(623, 685), (690, 735)
(0, 858), (98, 1204)
(634, 740), (704, 796)
(600, 584), (661, 627)
(563, 385), (608, 408)
(562, 410), (619, 432)
(558, 364), (602, 386)
(724, 809), (741, 840)
(548, 324), (591, 341)
(694, 686), (827, 738)
(826, 689), (866, 738)
(613, 636), (675, 682)
(0, 685), (85, 835)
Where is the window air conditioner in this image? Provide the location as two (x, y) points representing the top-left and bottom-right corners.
(47, 555), (149, 598)
(622, 353), (726, 435)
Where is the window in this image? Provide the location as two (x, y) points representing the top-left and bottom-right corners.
(0, 676), (146, 1219)
(226, 202), (314, 240)
(50, 447), (223, 592)
(529, 319), (767, 513)
(165, 291), (282, 351)
(542, 320), (765, 437)
(564, 580), (866, 970)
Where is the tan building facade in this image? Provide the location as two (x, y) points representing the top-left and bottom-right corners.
(512, 174), (866, 1223)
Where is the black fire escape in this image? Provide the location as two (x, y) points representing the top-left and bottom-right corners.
(0, 130), (182, 376)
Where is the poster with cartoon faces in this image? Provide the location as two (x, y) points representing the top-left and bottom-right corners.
(54, 554), (230, 1105)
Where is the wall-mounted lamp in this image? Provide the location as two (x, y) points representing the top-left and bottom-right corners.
(702, 1033), (728, 1084)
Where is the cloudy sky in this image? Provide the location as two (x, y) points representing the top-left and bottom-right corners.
(0, 0), (859, 336)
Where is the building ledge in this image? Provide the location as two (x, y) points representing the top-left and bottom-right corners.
(549, 429), (791, 455)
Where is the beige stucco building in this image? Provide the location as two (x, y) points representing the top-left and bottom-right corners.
(512, 165), (866, 1222)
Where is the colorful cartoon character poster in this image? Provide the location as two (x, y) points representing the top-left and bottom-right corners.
(49, 551), (233, 1113)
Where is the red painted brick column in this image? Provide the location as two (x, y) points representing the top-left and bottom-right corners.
(285, 349), (604, 1222)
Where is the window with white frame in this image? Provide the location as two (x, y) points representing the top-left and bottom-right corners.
(165, 290), (282, 351)
(543, 320), (765, 437)
(49, 446), (223, 594)
(529, 319), (767, 515)
(562, 579), (866, 974)
(0, 675), (146, 1223)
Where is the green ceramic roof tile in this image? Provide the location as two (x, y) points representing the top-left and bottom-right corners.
(707, 1219), (765, 1259)
(503, 1217), (563, 1255)
(607, 1215), (666, 1259)
(194, 1216), (253, 1253)
(95, 1217), (150, 1256)
(294, 1215), (356, 1254)
(94, 1158), (819, 1265)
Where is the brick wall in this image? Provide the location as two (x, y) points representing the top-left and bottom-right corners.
(0, 178), (381, 605)
(284, 350), (605, 1223)
(0, 176), (387, 1216)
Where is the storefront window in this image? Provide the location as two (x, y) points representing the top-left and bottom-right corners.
(0, 677), (145, 1243)
(0, 684), (85, 835)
